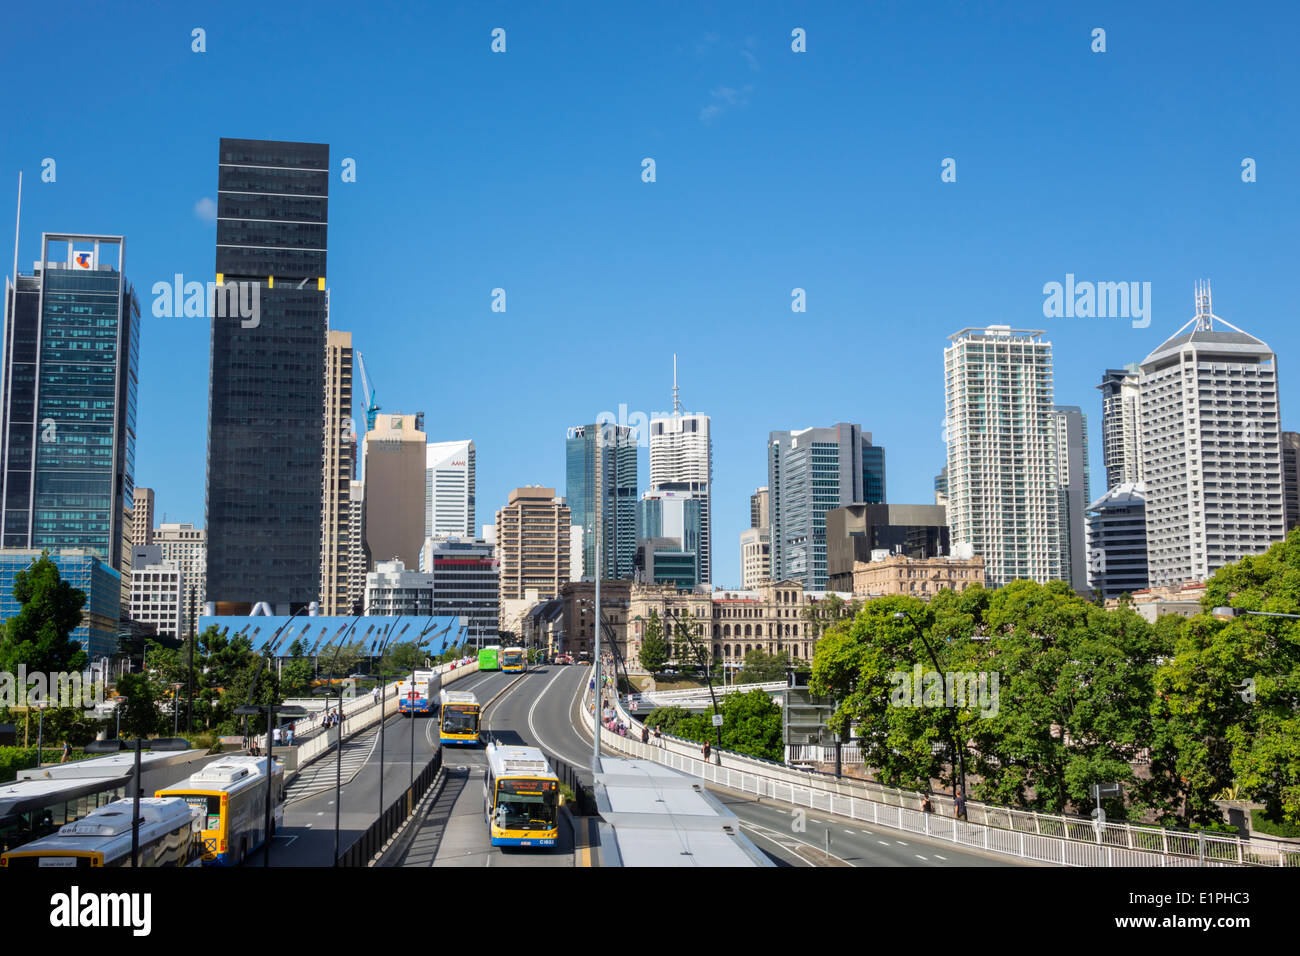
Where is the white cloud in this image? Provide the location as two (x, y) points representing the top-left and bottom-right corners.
(194, 197), (217, 224)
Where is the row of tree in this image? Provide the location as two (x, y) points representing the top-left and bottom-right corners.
(645, 689), (784, 762)
(810, 529), (1300, 829)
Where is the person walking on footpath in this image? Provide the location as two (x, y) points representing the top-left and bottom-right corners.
(641, 725), (649, 746)
(702, 740), (711, 762)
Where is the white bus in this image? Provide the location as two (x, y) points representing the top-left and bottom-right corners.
(156, 755), (284, 866)
(396, 669), (441, 716)
(483, 744), (560, 848)
(1, 797), (197, 868)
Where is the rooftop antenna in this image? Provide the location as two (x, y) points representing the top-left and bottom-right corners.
(1193, 279), (1215, 331)
(10, 171), (19, 288)
(672, 353), (681, 415)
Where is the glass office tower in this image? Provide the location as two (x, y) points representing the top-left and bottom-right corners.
(566, 423), (637, 580)
(0, 235), (139, 569)
(206, 138), (329, 612)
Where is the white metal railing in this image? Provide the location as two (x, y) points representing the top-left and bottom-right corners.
(583, 666), (1295, 868)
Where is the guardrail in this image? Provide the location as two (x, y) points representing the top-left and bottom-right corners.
(584, 665), (1297, 867)
(274, 660), (479, 777)
(339, 750), (443, 867)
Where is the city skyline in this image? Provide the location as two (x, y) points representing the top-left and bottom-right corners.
(1, 3), (1296, 589)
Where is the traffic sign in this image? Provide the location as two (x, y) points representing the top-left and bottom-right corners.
(711, 714), (723, 727)
(1092, 782), (1121, 800)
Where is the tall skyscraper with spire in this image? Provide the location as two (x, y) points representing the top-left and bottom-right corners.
(648, 356), (713, 584)
(1139, 281), (1284, 586)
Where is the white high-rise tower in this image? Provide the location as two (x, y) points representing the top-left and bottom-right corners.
(1140, 282), (1284, 586)
(945, 326), (1063, 588)
(648, 356), (713, 584)
(425, 439), (476, 539)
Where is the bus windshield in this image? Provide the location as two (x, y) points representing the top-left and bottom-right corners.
(502, 651), (523, 665)
(442, 706), (479, 734)
(495, 779), (558, 831)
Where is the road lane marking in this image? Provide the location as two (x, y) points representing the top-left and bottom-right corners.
(934, 854), (947, 860)
(915, 854), (928, 861)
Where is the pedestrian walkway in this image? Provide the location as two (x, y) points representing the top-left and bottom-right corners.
(284, 726), (380, 803)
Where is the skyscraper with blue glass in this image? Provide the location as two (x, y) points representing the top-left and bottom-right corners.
(1, 234), (139, 570)
(566, 422), (637, 580)
(767, 423), (886, 591)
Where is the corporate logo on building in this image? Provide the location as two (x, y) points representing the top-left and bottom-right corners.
(71, 250), (94, 269)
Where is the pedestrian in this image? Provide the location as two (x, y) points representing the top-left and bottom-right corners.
(372, 687), (379, 706)
(287, 722), (295, 746)
(954, 791), (966, 820)
(60, 740), (71, 763)
(272, 726), (282, 747)
(641, 725), (649, 745)
(702, 740), (711, 762)
(654, 727), (662, 748)
(921, 794), (933, 814)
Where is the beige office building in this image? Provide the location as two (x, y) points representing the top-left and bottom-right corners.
(319, 330), (355, 614)
(132, 488), (155, 546)
(347, 479), (365, 612)
(363, 413), (427, 571)
(496, 487), (572, 614)
(740, 526), (770, 589)
(155, 522), (206, 637)
(849, 551), (985, 598)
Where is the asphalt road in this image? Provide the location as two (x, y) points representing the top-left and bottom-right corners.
(249, 668), (518, 866)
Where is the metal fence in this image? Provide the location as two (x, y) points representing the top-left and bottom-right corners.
(338, 749), (443, 867)
(593, 669), (1299, 867)
(549, 753), (597, 816)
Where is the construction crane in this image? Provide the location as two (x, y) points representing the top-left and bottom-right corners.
(356, 350), (381, 433)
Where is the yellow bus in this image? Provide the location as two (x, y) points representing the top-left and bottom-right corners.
(1, 797), (197, 868)
(500, 647), (526, 673)
(155, 755), (284, 866)
(439, 690), (481, 746)
(483, 744), (559, 848)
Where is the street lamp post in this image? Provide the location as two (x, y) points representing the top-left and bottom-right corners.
(893, 610), (966, 814)
(234, 703), (306, 866)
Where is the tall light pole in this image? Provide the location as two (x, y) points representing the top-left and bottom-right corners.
(893, 610), (966, 813)
(591, 509), (603, 773)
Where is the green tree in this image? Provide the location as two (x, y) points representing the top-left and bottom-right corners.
(114, 673), (160, 738)
(719, 689), (783, 760)
(0, 553), (88, 675)
(638, 611), (669, 673)
(383, 641), (426, 676)
(736, 648), (789, 684)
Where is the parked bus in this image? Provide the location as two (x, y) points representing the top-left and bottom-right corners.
(483, 744), (560, 848)
(0, 746), (207, 855)
(478, 646), (501, 671)
(1, 797), (198, 868)
(500, 647), (526, 673)
(396, 669), (441, 716)
(439, 690), (481, 746)
(155, 755), (284, 866)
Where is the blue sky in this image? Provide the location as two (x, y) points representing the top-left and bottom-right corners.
(1, 1), (1296, 587)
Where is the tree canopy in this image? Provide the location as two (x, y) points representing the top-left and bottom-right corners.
(0, 553), (88, 675)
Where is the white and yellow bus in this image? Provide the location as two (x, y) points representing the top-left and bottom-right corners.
(483, 744), (560, 848)
(1, 797), (197, 868)
(439, 690), (481, 746)
(500, 647), (526, 673)
(155, 755), (284, 866)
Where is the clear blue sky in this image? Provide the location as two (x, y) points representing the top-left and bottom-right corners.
(1, 1), (1296, 587)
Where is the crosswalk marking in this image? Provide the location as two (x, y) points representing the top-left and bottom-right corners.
(285, 728), (381, 803)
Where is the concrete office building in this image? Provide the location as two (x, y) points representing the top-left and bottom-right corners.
(648, 366), (712, 583)
(425, 439), (475, 540)
(750, 487), (770, 530)
(155, 523), (206, 638)
(206, 138), (329, 613)
(129, 545), (184, 640)
(944, 327), (1063, 587)
(420, 537), (499, 649)
(934, 466), (948, 507)
(825, 503), (950, 593)
(739, 526), (770, 589)
(133, 488), (155, 547)
(1098, 365), (1144, 489)
(567, 422), (637, 580)
(364, 559), (434, 615)
(347, 479), (365, 613)
(634, 538), (698, 588)
(1085, 482), (1149, 599)
(495, 486), (572, 606)
(638, 485), (703, 586)
(768, 424), (886, 591)
(363, 413), (427, 572)
(1140, 283), (1285, 586)
(319, 329), (355, 615)
(1052, 406), (1092, 592)
(0, 235), (140, 614)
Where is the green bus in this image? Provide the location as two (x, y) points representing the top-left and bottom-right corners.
(478, 646), (501, 671)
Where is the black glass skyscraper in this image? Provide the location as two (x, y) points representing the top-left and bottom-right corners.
(206, 138), (328, 612)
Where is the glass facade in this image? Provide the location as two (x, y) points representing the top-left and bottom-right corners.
(206, 139), (329, 610)
(565, 423), (637, 580)
(1, 236), (138, 585)
(0, 550), (122, 659)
